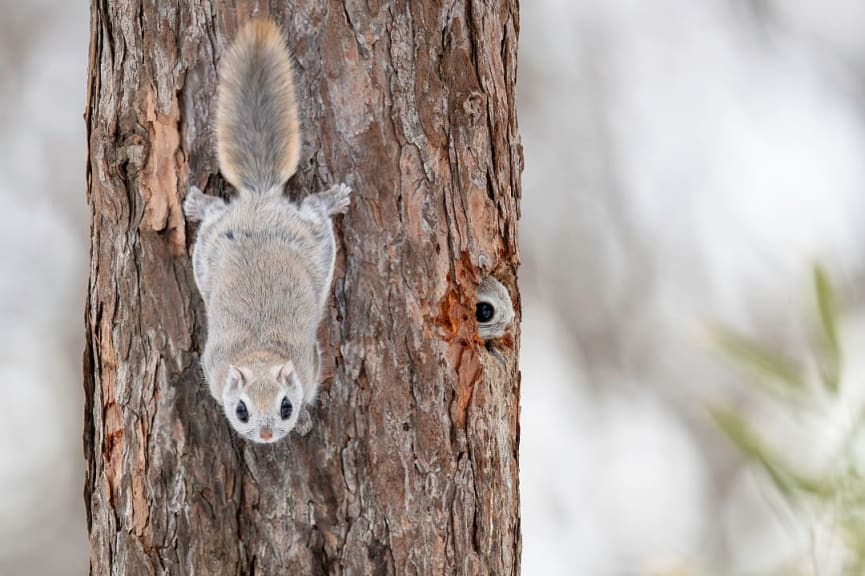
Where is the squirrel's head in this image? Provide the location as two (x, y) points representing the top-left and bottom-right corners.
(221, 361), (305, 443)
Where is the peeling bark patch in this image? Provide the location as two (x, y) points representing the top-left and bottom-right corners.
(100, 307), (123, 507)
(103, 403), (123, 505)
(140, 89), (185, 256)
(435, 290), (462, 337)
(433, 253), (483, 341)
(132, 419), (150, 543)
(432, 265), (485, 429)
(449, 343), (482, 429)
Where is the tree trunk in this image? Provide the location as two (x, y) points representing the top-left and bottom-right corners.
(83, 1), (521, 574)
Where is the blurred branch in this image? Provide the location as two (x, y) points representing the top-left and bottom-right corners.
(709, 264), (861, 576)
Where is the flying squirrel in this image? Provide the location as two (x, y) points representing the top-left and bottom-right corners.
(184, 19), (351, 443)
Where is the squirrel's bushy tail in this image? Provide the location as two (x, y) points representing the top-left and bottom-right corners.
(216, 19), (300, 196)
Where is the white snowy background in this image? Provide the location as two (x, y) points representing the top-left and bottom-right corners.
(3, 1), (865, 574)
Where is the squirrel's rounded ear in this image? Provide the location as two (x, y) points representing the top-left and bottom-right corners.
(227, 365), (248, 390)
(273, 361), (296, 385)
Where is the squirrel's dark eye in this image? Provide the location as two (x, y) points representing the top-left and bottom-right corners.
(280, 397), (293, 420)
(236, 401), (249, 423)
(476, 302), (495, 323)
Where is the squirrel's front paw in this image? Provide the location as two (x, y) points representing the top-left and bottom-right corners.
(294, 408), (313, 437)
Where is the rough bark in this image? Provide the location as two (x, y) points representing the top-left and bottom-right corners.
(83, 1), (521, 574)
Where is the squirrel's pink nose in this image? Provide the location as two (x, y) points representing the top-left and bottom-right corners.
(260, 428), (273, 441)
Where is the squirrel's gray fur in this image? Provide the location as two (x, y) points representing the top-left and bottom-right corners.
(216, 19), (300, 196)
(184, 19), (351, 444)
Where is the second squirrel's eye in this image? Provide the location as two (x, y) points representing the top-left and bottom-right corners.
(476, 302), (495, 323)
(236, 401), (249, 423)
(280, 397), (292, 420)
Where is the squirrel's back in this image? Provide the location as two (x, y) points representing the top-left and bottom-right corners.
(216, 19), (300, 196)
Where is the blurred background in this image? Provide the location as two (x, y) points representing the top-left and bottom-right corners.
(3, 0), (865, 574)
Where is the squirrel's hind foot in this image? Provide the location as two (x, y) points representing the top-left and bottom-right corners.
(318, 183), (352, 216)
(184, 186), (227, 223)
